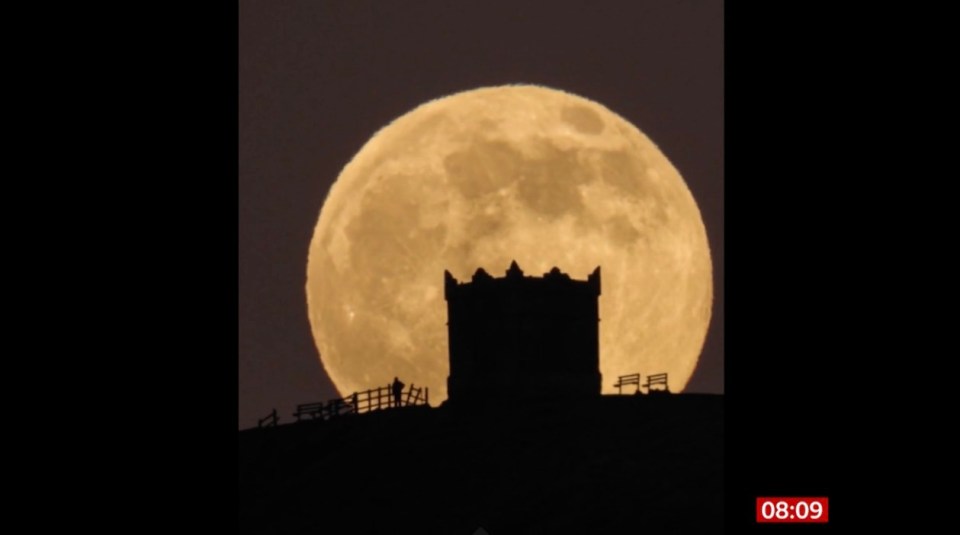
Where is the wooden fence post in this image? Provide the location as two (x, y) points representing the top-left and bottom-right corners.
(405, 384), (415, 406)
(258, 408), (278, 428)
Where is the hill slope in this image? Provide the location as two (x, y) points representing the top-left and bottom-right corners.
(239, 394), (723, 534)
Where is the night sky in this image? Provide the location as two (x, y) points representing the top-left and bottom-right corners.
(239, 0), (723, 429)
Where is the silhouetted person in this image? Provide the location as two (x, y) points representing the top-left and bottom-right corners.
(392, 377), (405, 408)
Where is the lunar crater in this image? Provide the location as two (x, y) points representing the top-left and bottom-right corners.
(561, 105), (605, 135)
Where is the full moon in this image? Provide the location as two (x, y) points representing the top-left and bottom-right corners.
(307, 85), (712, 403)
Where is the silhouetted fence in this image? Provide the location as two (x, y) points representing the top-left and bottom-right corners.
(293, 383), (429, 423)
(293, 402), (325, 420)
(613, 372), (671, 395)
(613, 373), (640, 394)
(258, 408), (278, 428)
(645, 373), (669, 393)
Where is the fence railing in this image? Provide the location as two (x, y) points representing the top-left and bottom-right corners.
(258, 408), (278, 428)
(644, 373), (669, 393)
(266, 370), (670, 430)
(293, 383), (429, 423)
(612, 372), (671, 395)
(613, 373), (640, 394)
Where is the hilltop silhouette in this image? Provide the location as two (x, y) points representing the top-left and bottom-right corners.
(239, 264), (722, 533)
(240, 394), (722, 534)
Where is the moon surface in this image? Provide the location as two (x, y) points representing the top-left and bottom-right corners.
(307, 85), (712, 403)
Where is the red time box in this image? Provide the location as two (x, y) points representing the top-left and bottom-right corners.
(756, 497), (829, 523)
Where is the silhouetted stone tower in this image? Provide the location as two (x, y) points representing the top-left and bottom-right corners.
(444, 261), (602, 404)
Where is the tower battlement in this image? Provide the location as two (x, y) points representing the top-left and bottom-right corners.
(445, 261), (602, 404)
